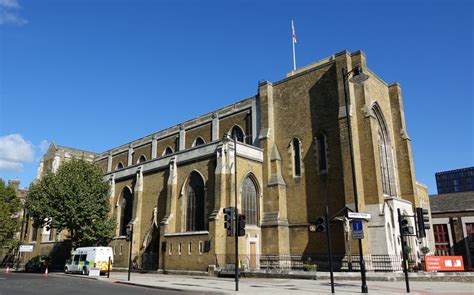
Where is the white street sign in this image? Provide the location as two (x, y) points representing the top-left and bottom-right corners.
(347, 212), (371, 220)
(351, 219), (365, 240)
(19, 245), (34, 252)
(352, 230), (364, 240)
(88, 268), (100, 277)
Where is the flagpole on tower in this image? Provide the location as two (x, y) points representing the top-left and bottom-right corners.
(291, 19), (297, 71)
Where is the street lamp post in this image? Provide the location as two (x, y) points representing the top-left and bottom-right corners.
(342, 65), (369, 293)
(230, 133), (251, 292)
(234, 136), (239, 291)
(126, 222), (134, 282)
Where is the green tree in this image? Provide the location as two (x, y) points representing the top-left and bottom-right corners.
(0, 180), (22, 250)
(26, 159), (115, 247)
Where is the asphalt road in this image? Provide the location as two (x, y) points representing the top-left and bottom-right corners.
(0, 272), (205, 295)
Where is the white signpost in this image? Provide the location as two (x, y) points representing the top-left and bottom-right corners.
(352, 219), (364, 240)
(349, 212), (371, 240)
(19, 245), (34, 253)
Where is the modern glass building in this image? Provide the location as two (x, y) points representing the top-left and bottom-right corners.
(435, 167), (474, 194)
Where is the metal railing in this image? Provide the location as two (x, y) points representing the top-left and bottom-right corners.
(215, 254), (404, 272)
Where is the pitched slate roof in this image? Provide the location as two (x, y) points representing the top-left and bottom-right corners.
(429, 191), (474, 213)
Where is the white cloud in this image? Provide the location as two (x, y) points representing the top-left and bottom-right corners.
(0, 0), (20, 9)
(0, 134), (36, 172)
(0, 0), (27, 26)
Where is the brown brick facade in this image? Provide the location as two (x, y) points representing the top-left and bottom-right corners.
(25, 50), (433, 272)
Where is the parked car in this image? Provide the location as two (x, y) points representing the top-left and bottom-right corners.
(25, 255), (51, 272)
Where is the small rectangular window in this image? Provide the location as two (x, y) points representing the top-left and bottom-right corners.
(113, 245), (116, 255)
(188, 242), (192, 255)
(199, 241), (204, 255)
(31, 227), (38, 242)
(120, 244), (123, 255)
(169, 243), (173, 255)
(178, 243), (182, 255)
(292, 138), (301, 177)
(317, 136), (328, 173)
(80, 254), (87, 261)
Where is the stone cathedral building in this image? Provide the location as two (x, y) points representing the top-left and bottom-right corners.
(26, 50), (434, 272)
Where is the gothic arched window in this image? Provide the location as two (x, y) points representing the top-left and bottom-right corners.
(186, 172), (205, 231)
(116, 162), (124, 170)
(120, 187), (134, 236)
(291, 138), (302, 177)
(242, 176), (258, 225)
(373, 105), (397, 197)
(137, 155), (147, 164)
(163, 146), (174, 156)
(230, 125), (245, 142)
(193, 137), (205, 147)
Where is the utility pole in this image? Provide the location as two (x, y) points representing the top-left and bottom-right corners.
(325, 205), (335, 294)
(234, 136), (239, 291)
(342, 66), (369, 293)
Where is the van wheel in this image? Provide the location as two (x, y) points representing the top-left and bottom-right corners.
(82, 267), (88, 275)
(64, 266), (69, 274)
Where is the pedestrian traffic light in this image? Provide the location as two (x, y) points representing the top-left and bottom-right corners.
(315, 216), (326, 232)
(126, 223), (133, 242)
(223, 207), (235, 237)
(416, 207), (430, 238)
(238, 214), (246, 237)
(400, 217), (414, 235)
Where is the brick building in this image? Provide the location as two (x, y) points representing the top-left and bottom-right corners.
(21, 144), (96, 267)
(24, 50), (434, 272)
(430, 191), (474, 268)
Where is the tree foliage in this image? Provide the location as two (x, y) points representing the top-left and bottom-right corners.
(26, 159), (115, 247)
(0, 180), (22, 249)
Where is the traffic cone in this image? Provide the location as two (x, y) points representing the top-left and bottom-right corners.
(43, 267), (48, 277)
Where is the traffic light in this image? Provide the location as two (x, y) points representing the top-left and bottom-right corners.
(126, 223), (133, 241)
(238, 214), (246, 237)
(400, 217), (414, 235)
(315, 216), (326, 232)
(223, 207), (235, 237)
(416, 207), (430, 238)
(402, 240), (410, 256)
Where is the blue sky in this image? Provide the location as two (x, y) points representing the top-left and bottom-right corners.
(0, 0), (472, 194)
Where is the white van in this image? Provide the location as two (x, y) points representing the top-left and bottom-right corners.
(64, 247), (113, 275)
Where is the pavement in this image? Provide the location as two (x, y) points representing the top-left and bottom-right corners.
(53, 271), (474, 294)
